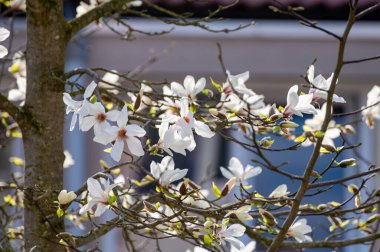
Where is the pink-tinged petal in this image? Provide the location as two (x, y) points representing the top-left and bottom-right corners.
(170, 82), (186, 97)
(287, 85), (299, 108)
(183, 75), (195, 94)
(126, 136), (144, 157)
(110, 139), (125, 161)
(87, 178), (104, 198)
(0, 45), (8, 58)
(125, 124), (146, 137)
(94, 204), (108, 217)
(84, 81), (97, 99)
(194, 120), (214, 138)
(0, 28), (10, 42)
(193, 77), (206, 95)
(117, 106), (129, 127)
(220, 167), (234, 180)
(81, 116), (96, 131)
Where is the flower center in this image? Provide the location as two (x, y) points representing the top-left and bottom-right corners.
(96, 113), (106, 122)
(117, 129), (127, 139)
(183, 116), (190, 124)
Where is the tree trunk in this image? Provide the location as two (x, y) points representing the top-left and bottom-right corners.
(23, 1), (68, 251)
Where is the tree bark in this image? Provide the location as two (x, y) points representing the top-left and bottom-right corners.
(23, 1), (68, 251)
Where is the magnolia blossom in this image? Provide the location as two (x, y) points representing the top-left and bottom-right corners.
(93, 106), (146, 161)
(269, 184), (289, 198)
(80, 102), (120, 134)
(287, 218), (312, 243)
(158, 122), (194, 156)
(58, 190), (77, 205)
(362, 85), (380, 128)
(150, 156), (188, 187)
(220, 157), (262, 185)
(0, 27), (9, 58)
(128, 83), (154, 111)
(63, 81), (97, 131)
(170, 75), (206, 102)
(231, 241), (256, 252)
(225, 205), (253, 221)
(218, 223), (246, 249)
(284, 85), (317, 117)
(8, 77), (26, 105)
(80, 177), (118, 217)
(63, 150), (75, 169)
(8, 51), (26, 78)
(225, 70), (265, 108)
(98, 70), (120, 95)
(303, 103), (341, 148)
(307, 65), (346, 103)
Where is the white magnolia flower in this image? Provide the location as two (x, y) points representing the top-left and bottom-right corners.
(220, 157), (262, 185)
(127, 83), (154, 111)
(218, 223), (246, 249)
(76, 0), (97, 17)
(94, 105), (146, 161)
(170, 75), (206, 102)
(158, 122), (194, 156)
(8, 76), (26, 105)
(98, 70), (120, 95)
(226, 205), (253, 221)
(58, 190), (77, 205)
(80, 102), (120, 134)
(8, 51), (26, 78)
(231, 241), (256, 252)
(79, 177), (118, 217)
(63, 81), (97, 131)
(303, 103), (341, 148)
(362, 85), (380, 128)
(63, 150), (75, 169)
(284, 85), (317, 117)
(307, 65), (346, 103)
(150, 156), (188, 187)
(269, 184), (289, 198)
(0, 28), (9, 58)
(224, 71), (265, 110)
(163, 98), (215, 139)
(287, 218), (313, 243)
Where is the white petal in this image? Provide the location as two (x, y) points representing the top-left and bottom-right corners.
(0, 28), (10, 41)
(117, 106), (129, 127)
(0, 45), (8, 58)
(84, 81), (97, 99)
(81, 116), (96, 131)
(243, 166), (262, 180)
(220, 167), (234, 180)
(87, 178), (104, 198)
(229, 157), (244, 178)
(170, 82), (186, 97)
(111, 139), (125, 161)
(94, 204), (108, 217)
(194, 120), (214, 138)
(126, 124), (146, 137)
(193, 77), (206, 95)
(106, 109), (120, 121)
(183, 75), (195, 94)
(126, 136), (144, 156)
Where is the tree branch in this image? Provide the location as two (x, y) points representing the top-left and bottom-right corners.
(67, 0), (134, 38)
(0, 93), (24, 126)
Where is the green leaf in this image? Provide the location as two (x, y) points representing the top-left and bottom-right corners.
(210, 78), (222, 92)
(212, 182), (221, 198)
(314, 131), (325, 138)
(57, 208), (64, 218)
(203, 235), (213, 246)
